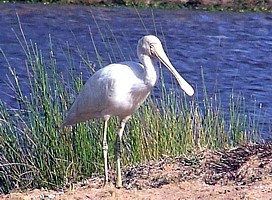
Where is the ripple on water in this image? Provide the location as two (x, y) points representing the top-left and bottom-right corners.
(0, 4), (271, 137)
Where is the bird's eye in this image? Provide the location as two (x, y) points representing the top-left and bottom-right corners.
(149, 43), (155, 55)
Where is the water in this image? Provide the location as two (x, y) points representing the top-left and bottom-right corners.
(0, 4), (271, 138)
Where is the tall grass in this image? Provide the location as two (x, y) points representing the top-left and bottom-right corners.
(0, 20), (263, 194)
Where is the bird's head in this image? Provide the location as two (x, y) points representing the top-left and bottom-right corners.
(137, 35), (162, 58)
(137, 35), (194, 97)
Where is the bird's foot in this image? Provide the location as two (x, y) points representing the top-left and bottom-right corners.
(115, 179), (122, 189)
(115, 183), (122, 189)
(103, 181), (114, 188)
(101, 181), (116, 198)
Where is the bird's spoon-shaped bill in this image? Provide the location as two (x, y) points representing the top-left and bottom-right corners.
(154, 46), (194, 97)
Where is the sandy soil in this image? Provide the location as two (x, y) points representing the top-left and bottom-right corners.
(1, 143), (272, 200)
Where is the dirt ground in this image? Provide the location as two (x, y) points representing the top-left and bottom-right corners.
(1, 143), (272, 200)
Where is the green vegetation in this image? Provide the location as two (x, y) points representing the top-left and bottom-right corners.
(0, 0), (271, 12)
(0, 17), (263, 194)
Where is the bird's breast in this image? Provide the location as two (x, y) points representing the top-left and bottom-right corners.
(97, 64), (150, 116)
(106, 76), (151, 118)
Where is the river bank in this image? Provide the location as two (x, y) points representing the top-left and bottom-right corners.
(58, 0), (272, 11)
(2, 142), (272, 199)
(1, 0), (271, 11)
(0, 1), (271, 197)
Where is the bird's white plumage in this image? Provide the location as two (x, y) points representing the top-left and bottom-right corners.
(63, 61), (154, 125)
(63, 35), (194, 187)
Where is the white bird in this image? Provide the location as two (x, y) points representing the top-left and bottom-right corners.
(62, 35), (194, 188)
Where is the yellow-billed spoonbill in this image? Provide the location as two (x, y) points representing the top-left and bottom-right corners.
(63, 35), (194, 188)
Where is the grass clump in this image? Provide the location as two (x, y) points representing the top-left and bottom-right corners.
(0, 20), (263, 194)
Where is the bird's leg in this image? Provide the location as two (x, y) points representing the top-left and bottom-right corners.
(114, 117), (129, 188)
(103, 117), (109, 185)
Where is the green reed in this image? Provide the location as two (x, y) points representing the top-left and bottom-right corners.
(0, 20), (264, 194)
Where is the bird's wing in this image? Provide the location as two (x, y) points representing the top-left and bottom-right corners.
(63, 68), (114, 125)
(63, 62), (146, 126)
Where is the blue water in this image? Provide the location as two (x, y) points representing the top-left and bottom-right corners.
(0, 4), (271, 139)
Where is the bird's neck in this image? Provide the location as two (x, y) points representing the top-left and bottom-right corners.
(141, 55), (158, 87)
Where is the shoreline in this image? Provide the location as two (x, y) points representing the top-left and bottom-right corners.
(1, 0), (272, 11)
(57, 0), (272, 11)
(2, 142), (272, 199)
